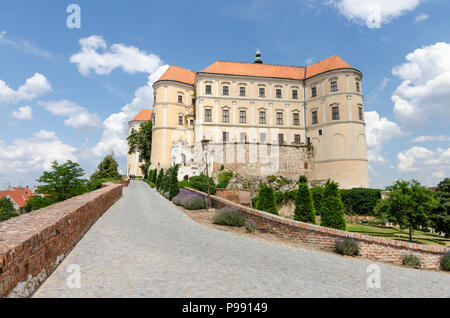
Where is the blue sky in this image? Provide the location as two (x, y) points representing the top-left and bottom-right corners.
(0, 0), (449, 189)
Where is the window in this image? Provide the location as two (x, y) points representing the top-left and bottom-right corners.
(240, 133), (247, 143)
(276, 112), (283, 125)
(239, 110), (246, 123)
(332, 106), (339, 120)
(205, 84), (212, 95)
(192, 98), (196, 105)
(278, 134), (284, 145)
(293, 113), (300, 126)
(307, 137), (311, 145)
(319, 129), (322, 136)
(239, 86), (246, 96)
(276, 88), (282, 98)
(292, 90), (298, 99)
(259, 87), (265, 97)
(222, 86), (229, 96)
(178, 115), (183, 125)
(139, 155), (143, 163)
(189, 119), (194, 126)
(152, 114), (155, 123)
(312, 111), (318, 124)
(359, 106), (364, 120)
(222, 109), (229, 123)
(311, 87), (317, 97)
(223, 131), (229, 142)
(260, 133), (266, 143)
(178, 95), (183, 103)
(330, 81), (338, 92)
(356, 82), (360, 92)
(294, 134), (301, 144)
(205, 109), (212, 122)
(259, 111), (266, 124)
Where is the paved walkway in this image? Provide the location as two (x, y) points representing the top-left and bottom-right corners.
(34, 181), (450, 297)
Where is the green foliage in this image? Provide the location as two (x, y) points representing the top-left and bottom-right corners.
(213, 207), (245, 227)
(310, 187), (323, 214)
(127, 120), (153, 162)
(151, 169), (158, 183)
(160, 169), (171, 193)
(217, 171), (233, 189)
(335, 239), (359, 256)
(184, 196), (207, 210)
(374, 179), (437, 242)
(255, 183), (278, 215)
(168, 165), (180, 200)
(402, 254), (422, 268)
(340, 188), (381, 216)
(36, 160), (86, 202)
(319, 180), (346, 230)
(180, 174), (216, 195)
(267, 175), (277, 183)
(140, 161), (151, 179)
(298, 175), (308, 184)
(430, 178), (450, 238)
(220, 164), (225, 171)
(274, 191), (285, 204)
(284, 189), (297, 202)
(90, 152), (121, 181)
(294, 182), (316, 223)
(23, 196), (58, 213)
(245, 220), (256, 233)
(441, 252), (450, 271)
(0, 197), (18, 222)
(156, 168), (164, 190)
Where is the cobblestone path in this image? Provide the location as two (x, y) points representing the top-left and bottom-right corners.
(34, 181), (450, 297)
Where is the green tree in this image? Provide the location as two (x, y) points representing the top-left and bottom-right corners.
(374, 179), (437, 242)
(24, 196), (58, 213)
(90, 152), (121, 181)
(0, 197), (18, 222)
(128, 120), (153, 175)
(319, 180), (346, 230)
(294, 178), (316, 223)
(255, 183), (278, 215)
(168, 165), (180, 199)
(156, 168), (164, 190)
(429, 178), (450, 238)
(36, 160), (86, 201)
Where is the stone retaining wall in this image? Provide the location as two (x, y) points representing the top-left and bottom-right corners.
(0, 183), (123, 297)
(184, 187), (448, 269)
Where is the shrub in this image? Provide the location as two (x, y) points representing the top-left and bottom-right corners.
(217, 171), (233, 189)
(310, 187), (323, 214)
(182, 174), (216, 195)
(245, 220), (256, 233)
(156, 168), (164, 190)
(402, 254), (422, 268)
(298, 175), (308, 184)
(255, 183), (278, 215)
(319, 180), (346, 230)
(184, 196), (207, 210)
(267, 175), (277, 183)
(23, 196), (58, 213)
(220, 164), (225, 170)
(168, 165), (180, 200)
(335, 239), (359, 256)
(274, 191), (284, 204)
(440, 251), (450, 271)
(340, 188), (381, 216)
(213, 207), (245, 227)
(284, 189), (297, 202)
(0, 198), (18, 222)
(294, 181), (316, 224)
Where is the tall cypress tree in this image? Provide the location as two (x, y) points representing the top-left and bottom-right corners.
(319, 180), (346, 230)
(156, 168), (164, 190)
(255, 183), (278, 215)
(294, 178), (316, 223)
(168, 165), (180, 199)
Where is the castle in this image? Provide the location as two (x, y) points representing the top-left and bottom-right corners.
(128, 50), (368, 189)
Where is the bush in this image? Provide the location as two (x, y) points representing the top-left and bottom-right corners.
(168, 165), (180, 200)
(274, 191), (284, 204)
(156, 168), (164, 190)
(340, 188), (381, 216)
(217, 171), (233, 189)
(245, 220), (256, 233)
(0, 198), (19, 222)
(181, 174), (216, 195)
(319, 180), (346, 230)
(213, 207), (245, 227)
(402, 254), (422, 268)
(23, 196), (58, 213)
(310, 187), (323, 214)
(184, 196), (207, 210)
(255, 183), (278, 215)
(284, 189), (297, 202)
(294, 182), (316, 224)
(440, 252), (450, 271)
(335, 239), (359, 256)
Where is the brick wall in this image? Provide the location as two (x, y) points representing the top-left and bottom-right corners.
(184, 187), (448, 269)
(215, 189), (251, 206)
(0, 183), (123, 297)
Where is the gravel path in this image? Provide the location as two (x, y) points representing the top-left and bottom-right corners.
(34, 181), (450, 298)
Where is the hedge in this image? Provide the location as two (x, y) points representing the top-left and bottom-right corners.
(340, 188), (381, 216)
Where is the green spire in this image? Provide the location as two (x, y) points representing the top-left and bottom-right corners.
(254, 47), (263, 64)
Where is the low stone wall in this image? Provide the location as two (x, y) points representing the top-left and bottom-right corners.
(0, 183), (123, 297)
(184, 187), (448, 269)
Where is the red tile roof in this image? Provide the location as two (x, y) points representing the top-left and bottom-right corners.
(131, 109), (153, 122)
(305, 55), (353, 78)
(157, 65), (196, 85)
(0, 187), (35, 208)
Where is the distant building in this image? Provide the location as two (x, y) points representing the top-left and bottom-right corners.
(127, 109), (153, 177)
(0, 187), (36, 213)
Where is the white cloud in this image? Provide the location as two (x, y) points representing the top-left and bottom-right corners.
(0, 130), (77, 175)
(0, 31), (6, 39)
(70, 35), (163, 76)
(305, 57), (313, 64)
(391, 42), (450, 130)
(414, 13), (428, 22)
(365, 111), (403, 163)
(412, 135), (450, 143)
(328, 0), (423, 28)
(377, 77), (390, 91)
(0, 73), (51, 105)
(0, 32), (54, 60)
(37, 100), (102, 131)
(11, 105), (33, 120)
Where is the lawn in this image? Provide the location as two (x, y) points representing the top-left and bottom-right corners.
(346, 223), (450, 247)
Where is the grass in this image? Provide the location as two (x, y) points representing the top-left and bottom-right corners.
(346, 223), (450, 247)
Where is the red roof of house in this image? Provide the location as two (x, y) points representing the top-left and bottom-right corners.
(131, 109), (153, 122)
(157, 65), (196, 85)
(0, 187), (35, 208)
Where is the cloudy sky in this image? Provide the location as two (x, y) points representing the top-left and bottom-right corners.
(0, 0), (449, 189)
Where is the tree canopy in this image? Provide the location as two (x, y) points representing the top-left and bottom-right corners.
(0, 197), (18, 222)
(319, 180), (346, 230)
(430, 178), (450, 238)
(90, 152), (121, 181)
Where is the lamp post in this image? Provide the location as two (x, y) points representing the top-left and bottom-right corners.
(201, 138), (211, 209)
